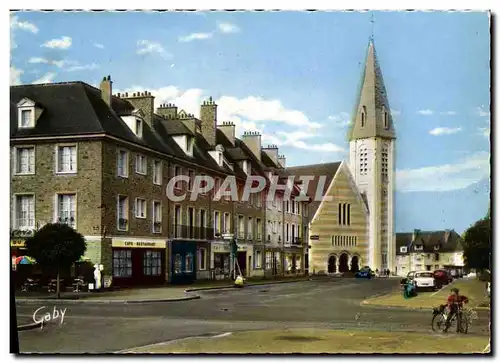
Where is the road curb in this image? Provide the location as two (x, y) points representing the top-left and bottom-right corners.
(17, 320), (43, 331)
(15, 294), (201, 305)
(361, 300), (490, 312)
(185, 278), (314, 292)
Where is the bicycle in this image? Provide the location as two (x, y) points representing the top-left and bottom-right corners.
(432, 303), (474, 334)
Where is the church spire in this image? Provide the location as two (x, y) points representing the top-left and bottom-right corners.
(348, 40), (396, 141)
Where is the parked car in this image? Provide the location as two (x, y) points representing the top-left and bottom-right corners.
(413, 271), (436, 291)
(400, 270), (416, 286)
(433, 269), (452, 288)
(355, 266), (375, 279)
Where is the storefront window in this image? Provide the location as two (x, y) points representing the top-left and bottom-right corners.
(185, 253), (193, 273)
(174, 254), (182, 274)
(113, 250), (132, 277)
(143, 250), (161, 276)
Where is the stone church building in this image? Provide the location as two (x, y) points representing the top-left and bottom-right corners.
(289, 40), (396, 274)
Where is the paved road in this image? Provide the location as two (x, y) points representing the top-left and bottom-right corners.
(15, 278), (490, 353)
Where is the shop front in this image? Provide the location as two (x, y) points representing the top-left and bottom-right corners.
(111, 239), (166, 287)
(284, 250), (303, 275)
(169, 240), (197, 284)
(211, 241), (251, 279)
(264, 248), (282, 277)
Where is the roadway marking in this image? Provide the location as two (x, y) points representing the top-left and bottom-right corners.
(430, 281), (454, 296)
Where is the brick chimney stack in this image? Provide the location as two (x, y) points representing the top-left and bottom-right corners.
(121, 91), (155, 127)
(200, 97), (217, 147)
(262, 144), (279, 165)
(218, 121), (236, 146)
(241, 131), (262, 161)
(100, 75), (112, 107)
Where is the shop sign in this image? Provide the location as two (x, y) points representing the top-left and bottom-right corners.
(112, 240), (166, 249)
(11, 240), (26, 248)
(212, 243), (248, 252)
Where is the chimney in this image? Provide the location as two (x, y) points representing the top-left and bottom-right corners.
(200, 96), (217, 147)
(262, 144), (279, 165)
(278, 154), (286, 168)
(100, 75), (112, 107)
(121, 91), (155, 127)
(412, 229), (420, 242)
(218, 121), (235, 146)
(241, 131), (262, 161)
(157, 103), (178, 120)
(181, 114), (197, 134)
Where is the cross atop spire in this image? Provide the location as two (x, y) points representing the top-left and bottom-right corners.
(370, 13), (375, 42)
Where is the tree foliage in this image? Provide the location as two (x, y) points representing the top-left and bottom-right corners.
(25, 223), (87, 297)
(462, 216), (491, 271)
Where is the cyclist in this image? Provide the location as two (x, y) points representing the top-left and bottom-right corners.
(444, 287), (469, 332)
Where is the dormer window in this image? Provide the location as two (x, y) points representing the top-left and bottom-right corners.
(135, 118), (143, 138)
(218, 153), (223, 165)
(17, 98), (37, 129)
(400, 246), (407, 253)
(415, 244), (423, 251)
(242, 160), (249, 175)
(186, 137), (194, 157)
(434, 245), (440, 251)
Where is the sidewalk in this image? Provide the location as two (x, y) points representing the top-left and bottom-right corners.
(15, 275), (316, 304)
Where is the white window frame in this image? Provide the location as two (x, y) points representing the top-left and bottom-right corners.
(17, 99), (36, 129)
(174, 165), (182, 190)
(223, 212), (231, 234)
(255, 250), (262, 268)
(55, 144), (78, 174)
(54, 193), (77, 229)
(153, 160), (162, 185)
(188, 169), (195, 191)
(214, 210), (221, 234)
(117, 149), (129, 178)
(247, 217), (253, 239)
(198, 248), (207, 271)
(135, 198), (147, 219)
(400, 246), (407, 253)
(117, 195), (129, 231)
(256, 218), (262, 240)
(135, 154), (147, 175)
(13, 146), (35, 175)
(415, 245), (423, 251)
(152, 200), (162, 233)
(13, 193), (35, 230)
(186, 137), (194, 157)
(135, 118), (143, 138)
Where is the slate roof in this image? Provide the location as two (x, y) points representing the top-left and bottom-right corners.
(286, 161), (342, 219)
(396, 230), (463, 255)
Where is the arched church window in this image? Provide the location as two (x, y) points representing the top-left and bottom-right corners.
(347, 204), (351, 225)
(338, 204), (342, 225)
(342, 203), (346, 225)
(384, 111), (389, 129)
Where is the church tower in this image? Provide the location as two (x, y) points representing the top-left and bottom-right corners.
(348, 40), (396, 272)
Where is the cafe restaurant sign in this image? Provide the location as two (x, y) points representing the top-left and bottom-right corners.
(11, 240), (26, 248)
(112, 240), (166, 249)
(212, 242), (248, 253)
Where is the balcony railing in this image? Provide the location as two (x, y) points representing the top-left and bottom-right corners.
(171, 224), (214, 240)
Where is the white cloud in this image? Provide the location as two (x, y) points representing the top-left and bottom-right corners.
(32, 72), (56, 84)
(178, 32), (213, 43)
(41, 36), (72, 49)
(429, 127), (462, 136)
(10, 15), (38, 51)
(417, 109), (433, 115)
(28, 57), (86, 70)
(217, 96), (323, 129)
(440, 111), (457, 115)
(328, 112), (350, 127)
(28, 57), (47, 64)
(136, 40), (171, 59)
(217, 22), (240, 33)
(396, 151), (490, 192)
(66, 63), (99, 72)
(93, 43), (104, 49)
(477, 106), (490, 117)
(10, 15), (38, 33)
(10, 66), (24, 85)
(390, 109), (401, 116)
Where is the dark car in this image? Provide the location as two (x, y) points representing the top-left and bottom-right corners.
(433, 269), (452, 288)
(355, 266), (375, 279)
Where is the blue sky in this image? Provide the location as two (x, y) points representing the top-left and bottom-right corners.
(10, 11), (490, 233)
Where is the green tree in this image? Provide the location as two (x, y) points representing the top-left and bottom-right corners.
(25, 223), (87, 298)
(462, 215), (491, 272)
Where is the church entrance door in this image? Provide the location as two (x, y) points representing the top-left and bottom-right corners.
(339, 253), (349, 273)
(350, 255), (360, 272)
(327, 255), (337, 273)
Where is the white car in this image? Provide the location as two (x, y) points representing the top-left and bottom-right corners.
(413, 271), (435, 291)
